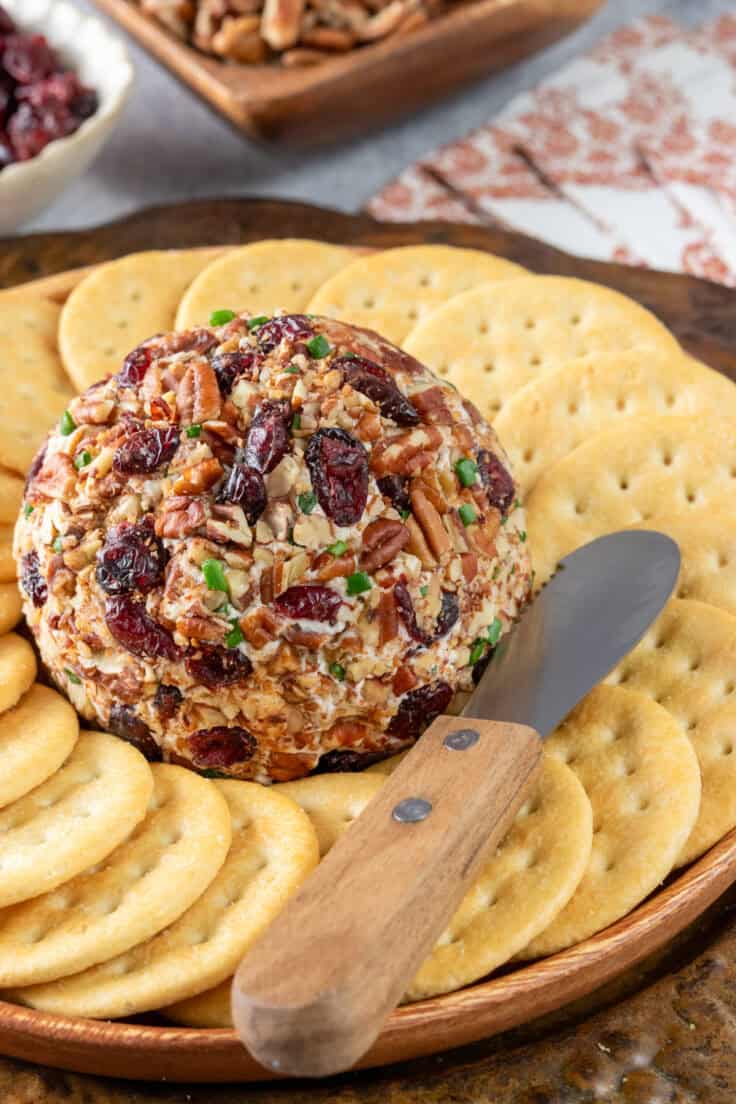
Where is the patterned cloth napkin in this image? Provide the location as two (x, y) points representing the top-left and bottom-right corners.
(368, 15), (736, 285)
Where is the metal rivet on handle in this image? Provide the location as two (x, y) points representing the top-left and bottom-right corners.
(444, 728), (480, 752)
(392, 797), (432, 824)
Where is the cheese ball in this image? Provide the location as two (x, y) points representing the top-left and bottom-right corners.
(15, 312), (532, 783)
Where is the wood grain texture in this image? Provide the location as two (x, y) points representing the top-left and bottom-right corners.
(88, 0), (603, 143)
(1, 198), (736, 1084)
(233, 716), (542, 1077)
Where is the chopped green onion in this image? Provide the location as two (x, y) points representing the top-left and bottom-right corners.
(186, 424), (202, 439)
(65, 668), (81, 685)
(469, 639), (487, 666)
(247, 314), (269, 330)
(519, 530), (527, 543)
(487, 616), (503, 646)
(210, 309), (236, 326)
(202, 558), (229, 593)
(306, 334), (331, 359)
(292, 413), (302, 430)
(399, 508), (410, 520)
(285, 363), (300, 374)
(515, 498), (522, 510)
(329, 661), (346, 681)
(458, 503), (477, 527)
(420, 585), (429, 597)
(74, 450), (92, 470)
(327, 540), (347, 557)
(53, 537), (63, 553)
(454, 458), (478, 488)
(202, 768), (229, 779)
(59, 410), (76, 436)
(225, 620), (244, 648)
(346, 571), (372, 596)
(298, 491), (317, 514)
(23, 504), (33, 518)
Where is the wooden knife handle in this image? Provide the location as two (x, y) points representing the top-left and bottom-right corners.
(231, 714), (542, 1078)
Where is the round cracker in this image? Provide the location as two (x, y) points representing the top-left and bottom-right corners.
(0, 684), (78, 810)
(164, 976), (232, 1027)
(307, 245), (525, 346)
(176, 240), (353, 330)
(494, 350), (736, 499)
(404, 276), (680, 422)
(0, 584), (21, 635)
(0, 633), (36, 715)
(525, 416), (736, 584)
(521, 685), (701, 958)
(11, 782), (319, 1018)
(0, 765), (232, 987)
(0, 526), (17, 583)
(59, 249), (226, 392)
(277, 774), (385, 856)
(0, 470), (24, 524)
(607, 598), (736, 865)
(408, 755), (591, 999)
(0, 731), (152, 909)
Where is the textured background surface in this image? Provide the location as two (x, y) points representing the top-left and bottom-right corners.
(20, 0), (735, 234)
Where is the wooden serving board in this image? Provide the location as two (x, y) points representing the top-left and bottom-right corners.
(2, 198), (736, 1083)
(89, 0), (603, 143)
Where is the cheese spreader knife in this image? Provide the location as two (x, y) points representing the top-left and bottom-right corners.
(232, 530), (680, 1078)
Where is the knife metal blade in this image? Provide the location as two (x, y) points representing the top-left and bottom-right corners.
(464, 529), (680, 737)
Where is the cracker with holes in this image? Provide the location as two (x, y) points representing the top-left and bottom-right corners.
(59, 249), (226, 392)
(494, 350), (736, 499)
(404, 276), (680, 423)
(526, 416), (736, 585)
(0, 731), (152, 910)
(606, 599), (736, 866)
(175, 240), (353, 330)
(0, 584), (21, 635)
(0, 685), (78, 811)
(9, 782), (319, 1018)
(277, 774), (385, 857)
(521, 685), (700, 958)
(0, 525), (17, 583)
(0, 633), (36, 715)
(0, 469), (24, 524)
(307, 245), (526, 346)
(0, 765), (231, 987)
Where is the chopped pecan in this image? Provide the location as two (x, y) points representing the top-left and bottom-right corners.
(315, 551), (356, 581)
(370, 426), (442, 477)
(261, 0), (304, 48)
(206, 503), (252, 547)
(177, 360), (222, 425)
(410, 486), (451, 560)
(176, 615), (226, 643)
(461, 551), (478, 582)
(150, 397), (172, 422)
(31, 452), (76, 501)
(464, 508), (501, 558)
(72, 396), (115, 425)
(269, 750), (318, 783)
(410, 386), (453, 425)
(301, 25), (355, 49)
(284, 625), (330, 648)
(377, 588), (398, 645)
(325, 719), (372, 746)
(172, 457), (223, 495)
(158, 495), (207, 539)
(462, 399), (483, 425)
(361, 518), (409, 572)
(356, 410), (382, 442)
(241, 605), (280, 649)
(405, 515), (436, 567)
(212, 14), (266, 61)
(415, 470), (446, 514)
(393, 664), (417, 695)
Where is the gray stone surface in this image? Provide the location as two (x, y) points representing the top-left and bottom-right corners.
(21, 0), (733, 233)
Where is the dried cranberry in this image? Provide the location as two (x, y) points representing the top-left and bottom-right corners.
(315, 749), (385, 773)
(119, 344), (154, 388)
(305, 427), (368, 526)
(244, 399), (291, 474)
(477, 449), (515, 516)
(105, 596), (180, 660)
(108, 704), (161, 762)
(395, 582), (458, 646)
(0, 6), (15, 34)
(113, 427), (179, 475)
(188, 726), (257, 770)
(435, 591), (459, 638)
(255, 314), (313, 353)
(387, 681), (453, 740)
(20, 551), (47, 607)
(336, 355), (420, 426)
(153, 683), (182, 721)
(186, 646), (252, 690)
(212, 351), (258, 396)
(377, 474), (411, 515)
(274, 584), (342, 624)
(7, 100), (74, 160)
(2, 34), (55, 84)
(96, 519), (167, 596)
(217, 460), (266, 525)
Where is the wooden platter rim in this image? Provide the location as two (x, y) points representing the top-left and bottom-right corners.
(3, 204), (736, 1080)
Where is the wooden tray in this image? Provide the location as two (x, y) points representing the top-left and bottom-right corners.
(89, 0), (603, 143)
(2, 197), (736, 1082)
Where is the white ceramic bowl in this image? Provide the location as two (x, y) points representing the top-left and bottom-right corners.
(0, 0), (134, 233)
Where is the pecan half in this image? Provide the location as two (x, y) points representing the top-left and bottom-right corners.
(410, 486), (451, 560)
(410, 386), (453, 425)
(405, 515), (436, 567)
(241, 606), (280, 648)
(158, 495), (206, 538)
(370, 426), (442, 477)
(361, 518), (409, 572)
(177, 360), (222, 424)
(177, 615), (226, 643)
(30, 453), (76, 501)
(377, 588), (398, 645)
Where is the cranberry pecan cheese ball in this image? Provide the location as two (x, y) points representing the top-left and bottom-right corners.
(15, 311), (531, 783)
